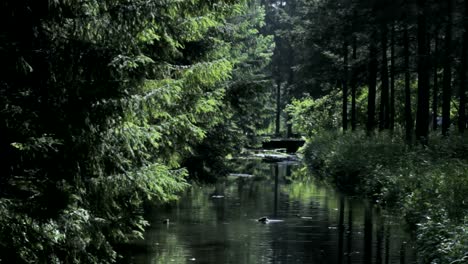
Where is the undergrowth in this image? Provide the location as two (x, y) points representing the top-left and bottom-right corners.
(302, 131), (468, 263)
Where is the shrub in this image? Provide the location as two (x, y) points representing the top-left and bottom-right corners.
(301, 130), (468, 263)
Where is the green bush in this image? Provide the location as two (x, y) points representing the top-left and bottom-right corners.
(301, 130), (468, 263)
(304, 131), (407, 193)
(286, 94), (341, 137)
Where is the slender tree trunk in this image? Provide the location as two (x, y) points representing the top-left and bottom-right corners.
(379, 23), (390, 130)
(459, 0), (468, 133)
(390, 22), (396, 131)
(367, 29), (378, 134)
(286, 41), (295, 138)
(351, 34), (357, 131)
(442, 0), (453, 136)
(286, 121), (292, 137)
(285, 82), (293, 137)
(404, 21), (413, 143)
(415, 0), (430, 144)
(343, 39), (349, 132)
(433, 31), (439, 130)
(275, 80), (281, 137)
(351, 10), (358, 132)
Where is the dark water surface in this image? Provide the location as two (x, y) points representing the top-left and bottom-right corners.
(132, 160), (416, 264)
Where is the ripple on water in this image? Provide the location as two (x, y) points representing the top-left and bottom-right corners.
(133, 161), (416, 264)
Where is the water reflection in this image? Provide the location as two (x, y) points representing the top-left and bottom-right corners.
(338, 195), (345, 264)
(347, 205), (353, 264)
(364, 202), (373, 264)
(130, 160), (416, 264)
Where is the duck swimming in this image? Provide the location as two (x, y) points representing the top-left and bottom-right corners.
(257, 217), (269, 223)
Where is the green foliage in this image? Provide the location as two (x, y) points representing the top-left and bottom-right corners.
(271, 0), (468, 262)
(417, 215), (468, 263)
(285, 91), (341, 136)
(0, 0), (273, 262)
(301, 131), (468, 263)
(185, 0), (274, 179)
(224, 1), (274, 143)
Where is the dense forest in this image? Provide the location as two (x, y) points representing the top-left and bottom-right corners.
(0, 0), (273, 262)
(0, 0), (467, 263)
(281, 0), (468, 263)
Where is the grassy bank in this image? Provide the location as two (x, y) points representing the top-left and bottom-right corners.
(302, 131), (468, 263)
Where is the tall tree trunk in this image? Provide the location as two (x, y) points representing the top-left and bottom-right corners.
(351, 34), (357, 131)
(459, 0), (468, 133)
(367, 29), (378, 134)
(390, 23), (396, 131)
(379, 23), (390, 130)
(343, 39), (349, 132)
(285, 83), (293, 138)
(404, 20), (413, 143)
(433, 31), (439, 130)
(275, 80), (281, 137)
(442, 0), (453, 136)
(286, 39), (295, 138)
(286, 120), (293, 137)
(415, 0), (430, 144)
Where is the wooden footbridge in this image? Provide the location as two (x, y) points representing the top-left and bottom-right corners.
(261, 138), (305, 153)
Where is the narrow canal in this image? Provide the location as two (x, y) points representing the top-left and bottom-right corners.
(131, 159), (416, 263)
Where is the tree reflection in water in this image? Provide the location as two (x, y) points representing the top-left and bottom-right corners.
(131, 160), (416, 264)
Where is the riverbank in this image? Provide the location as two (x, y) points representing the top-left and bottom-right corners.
(302, 131), (468, 263)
